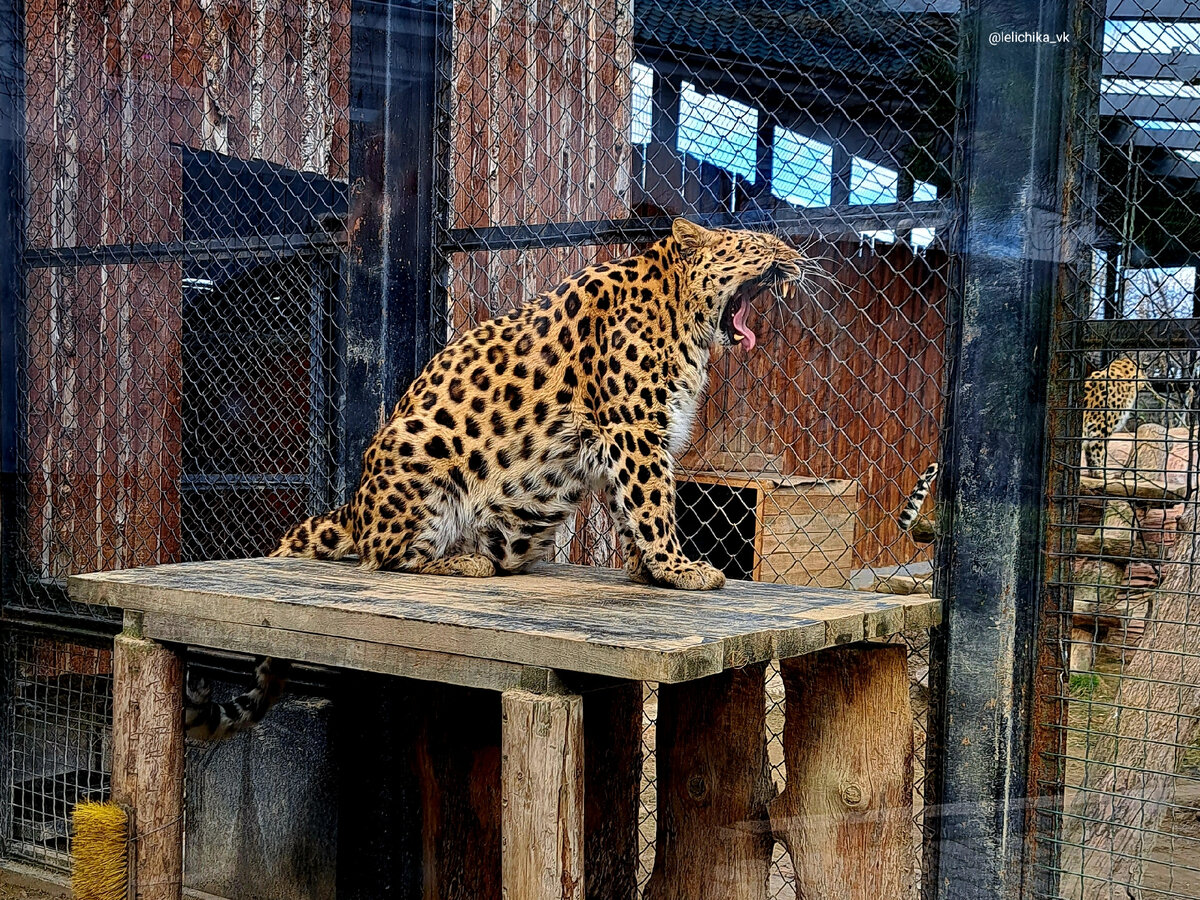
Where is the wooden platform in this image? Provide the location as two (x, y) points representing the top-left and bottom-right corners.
(68, 559), (941, 900)
(69, 558), (940, 686)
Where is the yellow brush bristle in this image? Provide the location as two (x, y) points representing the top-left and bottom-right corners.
(71, 801), (129, 900)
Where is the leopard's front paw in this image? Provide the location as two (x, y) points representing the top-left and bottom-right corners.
(625, 545), (654, 585)
(652, 559), (726, 591)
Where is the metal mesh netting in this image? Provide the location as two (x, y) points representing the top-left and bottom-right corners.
(4, 0), (958, 892)
(10, 0), (350, 616)
(635, 635), (935, 898)
(440, 0), (957, 895)
(2, 629), (113, 867)
(1037, 0), (1200, 897)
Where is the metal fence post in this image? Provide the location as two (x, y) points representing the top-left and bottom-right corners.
(342, 0), (442, 499)
(0, 0), (23, 608)
(933, 0), (1071, 896)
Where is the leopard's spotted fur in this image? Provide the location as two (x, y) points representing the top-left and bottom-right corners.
(271, 219), (812, 592)
(1082, 357), (1148, 477)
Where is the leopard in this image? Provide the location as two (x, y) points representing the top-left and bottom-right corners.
(184, 658), (291, 741)
(185, 220), (814, 739)
(1081, 356), (1149, 477)
(268, 218), (812, 587)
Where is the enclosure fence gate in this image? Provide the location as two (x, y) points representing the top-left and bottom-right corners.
(1031, 0), (1200, 896)
(2, 0), (961, 895)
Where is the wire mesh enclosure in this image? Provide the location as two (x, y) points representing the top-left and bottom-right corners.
(1036, 0), (1200, 897)
(1, 628), (113, 868)
(434, 0), (960, 895)
(9, 0), (352, 618)
(2, 0), (959, 893)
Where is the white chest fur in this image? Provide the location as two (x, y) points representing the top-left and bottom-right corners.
(665, 348), (709, 456)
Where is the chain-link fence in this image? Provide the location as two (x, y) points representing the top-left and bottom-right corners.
(2, 0), (959, 893)
(2, 628), (113, 868)
(2, 0), (354, 871)
(1036, 0), (1200, 896)
(438, 0), (959, 894)
(8, 0), (351, 620)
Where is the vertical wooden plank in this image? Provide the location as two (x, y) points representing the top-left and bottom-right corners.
(584, 682), (641, 900)
(769, 643), (913, 900)
(645, 664), (774, 900)
(328, 0), (350, 179)
(502, 689), (585, 900)
(417, 683), (503, 900)
(111, 629), (185, 900)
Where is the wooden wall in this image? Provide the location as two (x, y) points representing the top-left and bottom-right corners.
(679, 240), (949, 569)
(21, 0), (349, 579)
(445, 0), (633, 342)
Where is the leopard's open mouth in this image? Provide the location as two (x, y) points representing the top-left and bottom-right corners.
(720, 286), (758, 351)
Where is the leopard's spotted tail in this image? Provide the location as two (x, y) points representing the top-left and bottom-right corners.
(185, 658), (292, 741)
(898, 463), (938, 531)
(270, 503), (355, 559)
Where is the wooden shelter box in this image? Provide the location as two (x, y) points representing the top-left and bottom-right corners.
(678, 472), (860, 588)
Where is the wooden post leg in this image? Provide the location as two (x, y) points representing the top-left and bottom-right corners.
(584, 682), (642, 900)
(502, 689), (584, 900)
(416, 683), (502, 900)
(768, 643), (913, 900)
(644, 664), (775, 900)
(111, 625), (185, 900)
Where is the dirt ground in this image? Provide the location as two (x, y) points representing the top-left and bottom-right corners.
(0, 866), (70, 900)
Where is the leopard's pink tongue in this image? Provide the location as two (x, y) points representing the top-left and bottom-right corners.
(732, 302), (756, 351)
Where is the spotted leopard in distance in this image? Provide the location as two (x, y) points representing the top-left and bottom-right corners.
(1081, 357), (1149, 478)
(272, 218), (813, 592)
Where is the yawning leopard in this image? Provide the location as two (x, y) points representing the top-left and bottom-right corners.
(271, 218), (811, 591)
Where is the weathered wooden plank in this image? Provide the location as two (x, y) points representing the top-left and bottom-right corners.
(112, 627), (185, 900)
(70, 560), (942, 682)
(644, 664), (774, 900)
(769, 643), (913, 900)
(501, 690), (584, 900)
(142, 611), (576, 693)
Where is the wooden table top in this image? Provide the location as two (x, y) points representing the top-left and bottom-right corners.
(69, 558), (941, 686)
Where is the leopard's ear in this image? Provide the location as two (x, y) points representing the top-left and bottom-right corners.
(672, 218), (714, 257)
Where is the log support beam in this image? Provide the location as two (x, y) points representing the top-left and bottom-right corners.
(502, 689), (586, 900)
(769, 643), (914, 899)
(111, 619), (185, 900)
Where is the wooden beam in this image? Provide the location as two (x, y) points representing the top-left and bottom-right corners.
(69, 559), (942, 685)
(769, 643), (913, 899)
(140, 610), (590, 694)
(645, 664), (774, 900)
(584, 683), (642, 900)
(111, 625), (185, 900)
(418, 684), (503, 900)
(502, 690), (585, 900)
